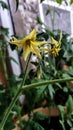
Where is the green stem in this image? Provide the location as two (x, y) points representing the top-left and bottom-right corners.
(22, 77), (73, 90)
(0, 53), (31, 130)
(0, 47), (8, 81)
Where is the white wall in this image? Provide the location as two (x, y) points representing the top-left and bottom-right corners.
(0, 0), (21, 75)
(38, 0), (72, 35)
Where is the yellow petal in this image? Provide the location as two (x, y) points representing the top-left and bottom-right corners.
(24, 29), (36, 41)
(41, 47), (52, 54)
(10, 36), (24, 47)
(23, 45), (30, 61)
(11, 36), (17, 41)
(51, 37), (58, 47)
(41, 47), (49, 52)
(32, 41), (47, 46)
(31, 44), (41, 59)
(29, 29), (36, 40)
(52, 47), (61, 56)
(51, 31), (62, 48)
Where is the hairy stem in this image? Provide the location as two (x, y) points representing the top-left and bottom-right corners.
(0, 53), (31, 129)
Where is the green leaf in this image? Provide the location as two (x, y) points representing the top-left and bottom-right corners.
(55, 83), (62, 88)
(35, 85), (46, 100)
(63, 87), (68, 92)
(66, 95), (73, 114)
(0, 90), (5, 94)
(33, 111), (47, 121)
(4, 119), (15, 130)
(46, 9), (50, 15)
(59, 120), (65, 130)
(25, 122), (33, 130)
(48, 84), (55, 99)
(40, 0), (45, 3)
(16, 0), (19, 11)
(62, 73), (71, 78)
(9, 56), (19, 65)
(67, 67), (73, 76)
(33, 122), (45, 130)
(58, 105), (65, 120)
(25, 120), (45, 130)
(70, 0), (73, 4)
(67, 119), (72, 127)
(0, 1), (8, 9)
(56, 0), (62, 4)
(0, 26), (9, 36)
(36, 17), (43, 25)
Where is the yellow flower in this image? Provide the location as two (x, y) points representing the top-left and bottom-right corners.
(51, 31), (62, 48)
(52, 47), (61, 56)
(51, 31), (62, 56)
(41, 31), (62, 56)
(10, 29), (47, 61)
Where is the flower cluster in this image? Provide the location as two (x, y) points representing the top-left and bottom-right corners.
(10, 29), (62, 61)
(51, 31), (62, 56)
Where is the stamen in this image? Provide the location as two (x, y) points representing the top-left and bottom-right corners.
(26, 40), (30, 46)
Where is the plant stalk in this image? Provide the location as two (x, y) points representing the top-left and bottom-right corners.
(0, 53), (31, 129)
(22, 77), (73, 90)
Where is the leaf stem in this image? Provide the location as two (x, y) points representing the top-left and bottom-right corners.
(22, 78), (73, 90)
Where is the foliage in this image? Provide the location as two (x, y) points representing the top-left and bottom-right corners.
(0, 0), (73, 130)
(0, 1), (8, 9)
(15, 0), (19, 11)
(40, 0), (73, 5)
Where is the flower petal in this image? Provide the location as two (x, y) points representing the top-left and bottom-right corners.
(23, 45), (30, 61)
(31, 44), (41, 59)
(32, 41), (47, 46)
(52, 47), (61, 56)
(24, 29), (36, 41)
(41, 47), (49, 52)
(10, 36), (24, 47)
(51, 37), (58, 47)
(41, 47), (52, 54)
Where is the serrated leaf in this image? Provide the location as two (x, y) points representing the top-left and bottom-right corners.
(16, 0), (19, 11)
(36, 85), (46, 96)
(0, 1), (8, 9)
